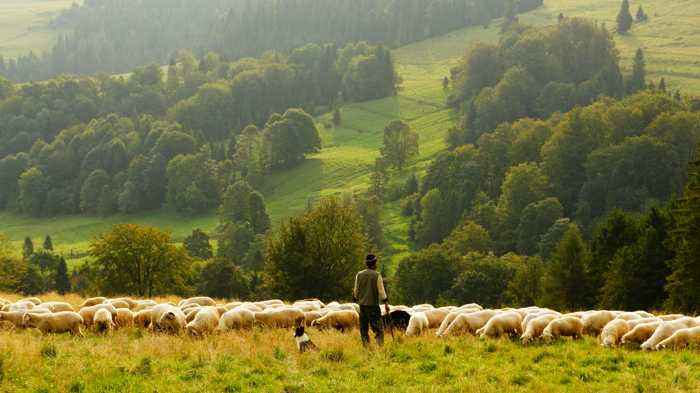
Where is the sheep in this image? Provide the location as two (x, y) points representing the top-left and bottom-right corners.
(615, 312), (642, 321)
(656, 326), (700, 350)
(94, 308), (115, 334)
(178, 297), (216, 308)
(460, 303), (483, 310)
(237, 303), (263, 313)
(521, 311), (560, 332)
(634, 311), (655, 319)
(185, 306), (221, 323)
(8, 301), (35, 312)
(19, 297), (42, 305)
(0, 311), (28, 328)
(223, 302), (243, 311)
(114, 309), (135, 328)
(436, 307), (483, 337)
(218, 307), (255, 331)
(405, 312), (430, 336)
(657, 314), (686, 321)
(80, 297), (108, 308)
(134, 309), (153, 329)
(253, 299), (285, 310)
(186, 308), (219, 337)
(78, 304), (117, 326)
(311, 310), (359, 331)
(600, 319), (631, 347)
(621, 321), (663, 346)
(627, 317), (662, 329)
(133, 300), (157, 312)
(441, 310), (497, 337)
(641, 317), (698, 350)
(40, 302), (74, 313)
(303, 310), (326, 327)
(292, 301), (322, 312)
(23, 312), (83, 335)
(476, 311), (523, 339)
(423, 308), (451, 329)
(104, 299), (131, 310)
(521, 314), (559, 344)
(542, 316), (584, 342)
(582, 311), (616, 336)
(108, 297), (138, 309)
(156, 307), (187, 334)
(254, 307), (304, 328)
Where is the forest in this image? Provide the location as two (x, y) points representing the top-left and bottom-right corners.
(0, 0), (542, 82)
(0, 42), (396, 217)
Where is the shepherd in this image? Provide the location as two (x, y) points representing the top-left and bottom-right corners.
(353, 254), (389, 347)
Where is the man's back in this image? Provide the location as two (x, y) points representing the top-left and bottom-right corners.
(354, 269), (381, 306)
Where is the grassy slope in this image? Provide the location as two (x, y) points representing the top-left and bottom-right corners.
(0, 0), (74, 58)
(2, 0), (700, 265)
(0, 293), (698, 392)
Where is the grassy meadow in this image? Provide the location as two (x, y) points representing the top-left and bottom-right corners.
(0, 0), (75, 58)
(3, 0), (700, 268)
(0, 293), (699, 393)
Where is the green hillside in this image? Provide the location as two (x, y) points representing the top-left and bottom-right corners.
(0, 0), (74, 58)
(2, 0), (700, 266)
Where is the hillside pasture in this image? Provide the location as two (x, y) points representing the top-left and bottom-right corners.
(0, 0), (74, 58)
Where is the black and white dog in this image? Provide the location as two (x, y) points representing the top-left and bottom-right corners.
(294, 325), (318, 353)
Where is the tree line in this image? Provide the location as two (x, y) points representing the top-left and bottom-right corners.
(0, 0), (542, 82)
(0, 42), (397, 217)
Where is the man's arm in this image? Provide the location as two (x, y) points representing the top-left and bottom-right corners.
(377, 274), (389, 314)
(353, 273), (359, 302)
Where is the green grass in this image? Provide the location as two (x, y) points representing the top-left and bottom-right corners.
(0, 0), (75, 58)
(521, 0), (700, 94)
(1, 325), (698, 392)
(3, 0), (700, 267)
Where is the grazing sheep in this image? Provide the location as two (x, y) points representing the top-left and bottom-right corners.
(114, 309), (134, 328)
(476, 311), (523, 339)
(179, 297), (216, 308)
(582, 311), (616, 336)
(521, 311), (560, 332)
(223, 302), (243, 311)
(405, 312), (430, 337)
(436, 307), (483, 337)
(303, 311), (326, 327)
(460, 303), (483, 310)
(186, 308), (219, 337)
(254, 307), (304, 328)
(0, 311), (28, 328)
(423, 308), (451, 329)
(105, 300), (131, 310)
(627, 317), (662, 328)
(109, 297), (138, 309)
(600, 319), (631, 347)
(656, 326), (700, 350)
(133, 300), (157, 312)
(156, 307), (187, 334)
(634, 311), (655, 319)
(253, 300), (285, 310)
(442, 310), (498, 337)
(8, 301), (35, 312)
(80, 297), (108, 308)
(657, 314), (686, 321)
(521, 314), (559, 344)
(23, 312), (83, 335)
(621, 321), (663, 346)
(237, 303), (263, 313)
(78, 304), (117, 326)
(19, 297), (42, 305)
(218, 308), (256, 331)
(134, 309), (153, 329)
(292, 301), (322, 312)
(542, 316), (584, 342)
(615, 312), (642, 321)
(641, 317), (698, 350)
(40, 302), (74, 313)
(311, 310), (359, 331)
(94, 308), (115, 333)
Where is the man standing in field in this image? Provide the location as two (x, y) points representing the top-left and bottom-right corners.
(353, 254), (389, 347)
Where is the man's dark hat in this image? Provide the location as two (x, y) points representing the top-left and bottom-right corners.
(366, 254), (377, 264)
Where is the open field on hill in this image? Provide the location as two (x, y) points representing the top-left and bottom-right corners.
(3, 0), (700, 268)
(0, 0), (74, 58)
(1, 293), (699, 392)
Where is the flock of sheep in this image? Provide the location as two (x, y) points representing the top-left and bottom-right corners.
(1, 296), (699, 351)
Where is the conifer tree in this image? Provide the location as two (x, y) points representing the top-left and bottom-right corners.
(23, 237), (34, 259)
(616, 0), (634, 34)
(627, 48), (646, 93)
(43, 235), (53, 251)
